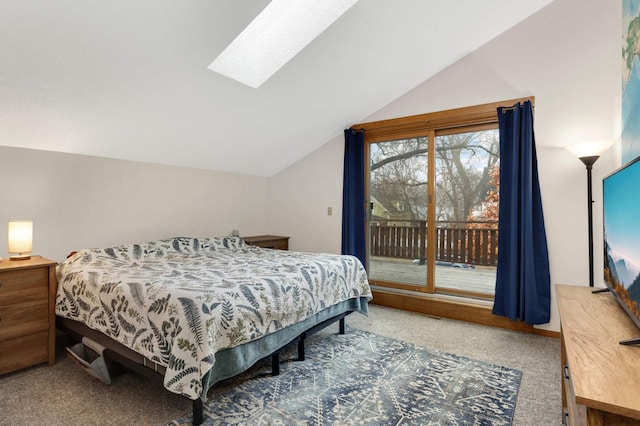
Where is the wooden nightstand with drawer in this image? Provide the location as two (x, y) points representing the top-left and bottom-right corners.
(0, 257), (58, 375)
(243, 235), (290, 250)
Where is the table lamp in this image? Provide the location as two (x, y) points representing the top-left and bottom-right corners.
(8, 220), (33, 260)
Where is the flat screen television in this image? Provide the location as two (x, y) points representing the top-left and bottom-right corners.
(603, 155), (640, 345)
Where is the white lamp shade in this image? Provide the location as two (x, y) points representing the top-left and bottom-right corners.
(8, 220), (33, 255)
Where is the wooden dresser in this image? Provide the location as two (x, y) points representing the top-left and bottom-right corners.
(243, 235), (289, 250)
(556, 284), (640, 425)
(0, 256), (58, 375)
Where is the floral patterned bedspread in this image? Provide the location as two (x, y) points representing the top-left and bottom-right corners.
(55, 237), (372, 400)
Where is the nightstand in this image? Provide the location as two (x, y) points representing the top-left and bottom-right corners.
(0, 256), (58, 375)
(243, 235), (290, 250)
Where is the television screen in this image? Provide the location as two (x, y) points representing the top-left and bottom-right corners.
(603, 156), (640, 342)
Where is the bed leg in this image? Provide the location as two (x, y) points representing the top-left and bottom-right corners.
(272, 351), (280, 376)
(339, 318), (346, 335)
(298, 333), (306, 361)
(193, 398), (203, 426)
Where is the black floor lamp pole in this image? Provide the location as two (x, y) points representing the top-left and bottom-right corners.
(580, 155), (599, 287)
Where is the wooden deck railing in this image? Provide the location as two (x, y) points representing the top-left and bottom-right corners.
(369, 220), (498, 266)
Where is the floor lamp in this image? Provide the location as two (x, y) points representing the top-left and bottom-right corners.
(578, 155), (599, 287)
(567, 141), (611, 288)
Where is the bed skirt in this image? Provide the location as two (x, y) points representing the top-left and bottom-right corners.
(200, 296), (369, 397)
(58, 296), (369, 400)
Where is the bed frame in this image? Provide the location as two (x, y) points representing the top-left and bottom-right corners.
(59, 310), (352, 425)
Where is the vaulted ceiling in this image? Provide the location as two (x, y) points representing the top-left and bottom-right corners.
(1, 0), (554, 176)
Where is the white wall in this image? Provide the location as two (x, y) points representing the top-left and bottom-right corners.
(0, 0), (622, 333)
(269, 0), (622, 332)
(268, 138), (345, 254)
(0, 146), (269, 262)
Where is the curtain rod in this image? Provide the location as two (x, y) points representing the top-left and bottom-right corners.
(500, 102), (534, 113)
(500, 104), (536, 114)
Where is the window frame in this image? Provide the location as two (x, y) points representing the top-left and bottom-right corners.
(353, 97), (533, 298)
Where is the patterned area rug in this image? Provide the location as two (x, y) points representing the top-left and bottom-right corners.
(169, 328), (521, 425)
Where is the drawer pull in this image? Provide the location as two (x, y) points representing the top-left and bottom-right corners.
(563, 365), (570, 380)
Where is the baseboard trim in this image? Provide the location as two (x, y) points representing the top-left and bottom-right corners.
(370, 289), (560, 338)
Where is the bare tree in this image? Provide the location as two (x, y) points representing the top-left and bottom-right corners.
(370, 138), (428, 221)
(434, 131), (499, 222)
(369, 130), (499, 223)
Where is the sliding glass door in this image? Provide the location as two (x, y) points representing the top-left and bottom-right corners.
(433, 129), (499, 297)
(368, 136), (429, 288)
(366, 128), (499, 299)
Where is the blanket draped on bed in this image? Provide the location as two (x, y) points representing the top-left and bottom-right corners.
(55, 237), (372, 399)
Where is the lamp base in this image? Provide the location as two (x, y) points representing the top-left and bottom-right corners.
(9, 254), (31, 261)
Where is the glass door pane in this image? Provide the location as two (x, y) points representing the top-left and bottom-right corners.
(434, 129), (499, 297)
(368, 137), (428, 287)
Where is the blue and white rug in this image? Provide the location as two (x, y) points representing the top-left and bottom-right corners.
(169, 328), (521, 425)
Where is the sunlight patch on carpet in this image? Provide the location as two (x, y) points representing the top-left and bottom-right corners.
(169, 328), (521, 425)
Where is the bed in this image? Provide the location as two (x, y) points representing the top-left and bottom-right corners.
(55, 236), (371, 424)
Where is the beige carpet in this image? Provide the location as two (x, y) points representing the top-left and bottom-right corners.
(0, 305), (560, 425)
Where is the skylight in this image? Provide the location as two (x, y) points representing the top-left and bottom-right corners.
(208, 0), (359, 88)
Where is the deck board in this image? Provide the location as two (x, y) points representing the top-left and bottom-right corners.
(368, 257), (496, 294)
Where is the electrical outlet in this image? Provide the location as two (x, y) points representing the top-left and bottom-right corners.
(327, 207), (333, 216)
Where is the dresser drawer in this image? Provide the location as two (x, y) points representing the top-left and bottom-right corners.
(0, 258), (57, 375)
(0, 268), (48, 305)
(0, 300), (49, 341)
(261, 238), (289, 250)
(0, 331), (49, 375)
(562, 364), (586, 425)
(243, 235), (289, 250)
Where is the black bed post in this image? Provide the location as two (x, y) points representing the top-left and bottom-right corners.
(339, 318), (346, 334)
(193, 399), (203, 425)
